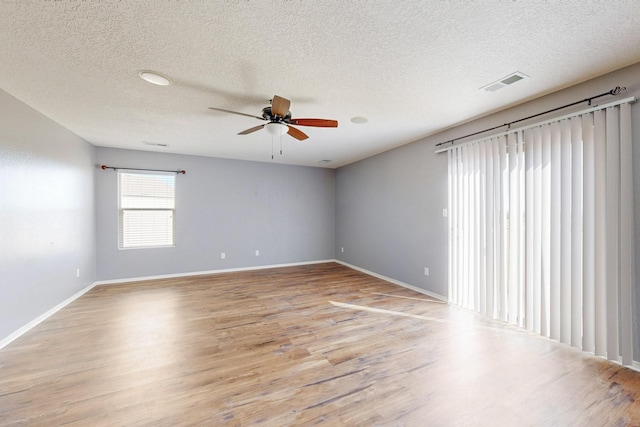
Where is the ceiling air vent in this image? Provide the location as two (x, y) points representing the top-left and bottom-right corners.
(481, 71), (528, 92)
(143, 141), (169, 147)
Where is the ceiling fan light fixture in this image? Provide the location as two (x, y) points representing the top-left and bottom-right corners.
(265, 122), (288, 136)
(138, 70), (173, 86)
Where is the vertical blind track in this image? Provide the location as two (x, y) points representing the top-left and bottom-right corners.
(435, 86), (627, 148)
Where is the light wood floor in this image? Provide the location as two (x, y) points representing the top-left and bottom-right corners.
(2, 262), (640, 426)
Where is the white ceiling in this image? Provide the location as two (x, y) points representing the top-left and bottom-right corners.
(2, 1), (640, 169)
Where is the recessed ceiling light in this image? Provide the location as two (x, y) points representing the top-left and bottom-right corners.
(143, 141), (169, 147)
(318, 159), (332, 164)
(351, 116), (368, 124)
(138, 70), (173, 86)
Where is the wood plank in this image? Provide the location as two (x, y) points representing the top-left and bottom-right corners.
(1, 262), (640, 425)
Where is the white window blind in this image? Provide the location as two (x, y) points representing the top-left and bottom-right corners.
(446, 99), (635, 367)
(118, 171), (175, 249)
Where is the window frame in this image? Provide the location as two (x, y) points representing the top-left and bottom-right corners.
(117, 170), (176, 250)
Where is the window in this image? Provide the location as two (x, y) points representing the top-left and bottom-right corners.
(118, 171), (175, 249)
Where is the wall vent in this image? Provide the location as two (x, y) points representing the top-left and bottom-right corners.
(143, 141), (169, 147)
(481, 71), (528, 92)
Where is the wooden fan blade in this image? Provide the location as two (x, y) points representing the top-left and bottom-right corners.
(289, 118), (338, 127)
(208, 107), (266, 121)
(287, 125), (309, 141)
(271, 95), (291, 118)
(238, 124), (266, 135)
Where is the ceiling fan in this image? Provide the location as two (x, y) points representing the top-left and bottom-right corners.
(208, 95), (338, 141)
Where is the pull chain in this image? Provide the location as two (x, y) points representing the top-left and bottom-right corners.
(270, 135), (284, 160)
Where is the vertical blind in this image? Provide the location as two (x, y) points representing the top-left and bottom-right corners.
(447, 100), (635, 366)
(118, 171), (176, 249)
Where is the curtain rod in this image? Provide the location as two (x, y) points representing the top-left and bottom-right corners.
(435, 96), (635, 154)
(435, 86), (627, 148)
(101, 165), (186, 174)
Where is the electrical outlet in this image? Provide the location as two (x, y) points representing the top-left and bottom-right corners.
(221, 252), (226, 259)
(255, 250), (260, 256)
(341, 247), (344, 253)
(76, 268), (80, 278)
(442, 208), (448, 217)
(424, 267), (429, 276)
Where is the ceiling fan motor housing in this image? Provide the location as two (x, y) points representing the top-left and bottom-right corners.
(262, 107), (291, 123)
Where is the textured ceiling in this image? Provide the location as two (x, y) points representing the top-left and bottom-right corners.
(1, 1), (640, 168)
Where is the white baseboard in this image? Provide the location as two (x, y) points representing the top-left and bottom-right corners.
(0, 281), (97, 350)
(335, 260), (448, 302)
(93, 259), (336, 286)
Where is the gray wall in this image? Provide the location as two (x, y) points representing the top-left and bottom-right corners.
(336, 61), (640, 308)
(336, 143), (448, 297)
(0, 89), (96, 342)
(95, 147), (335, 280)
